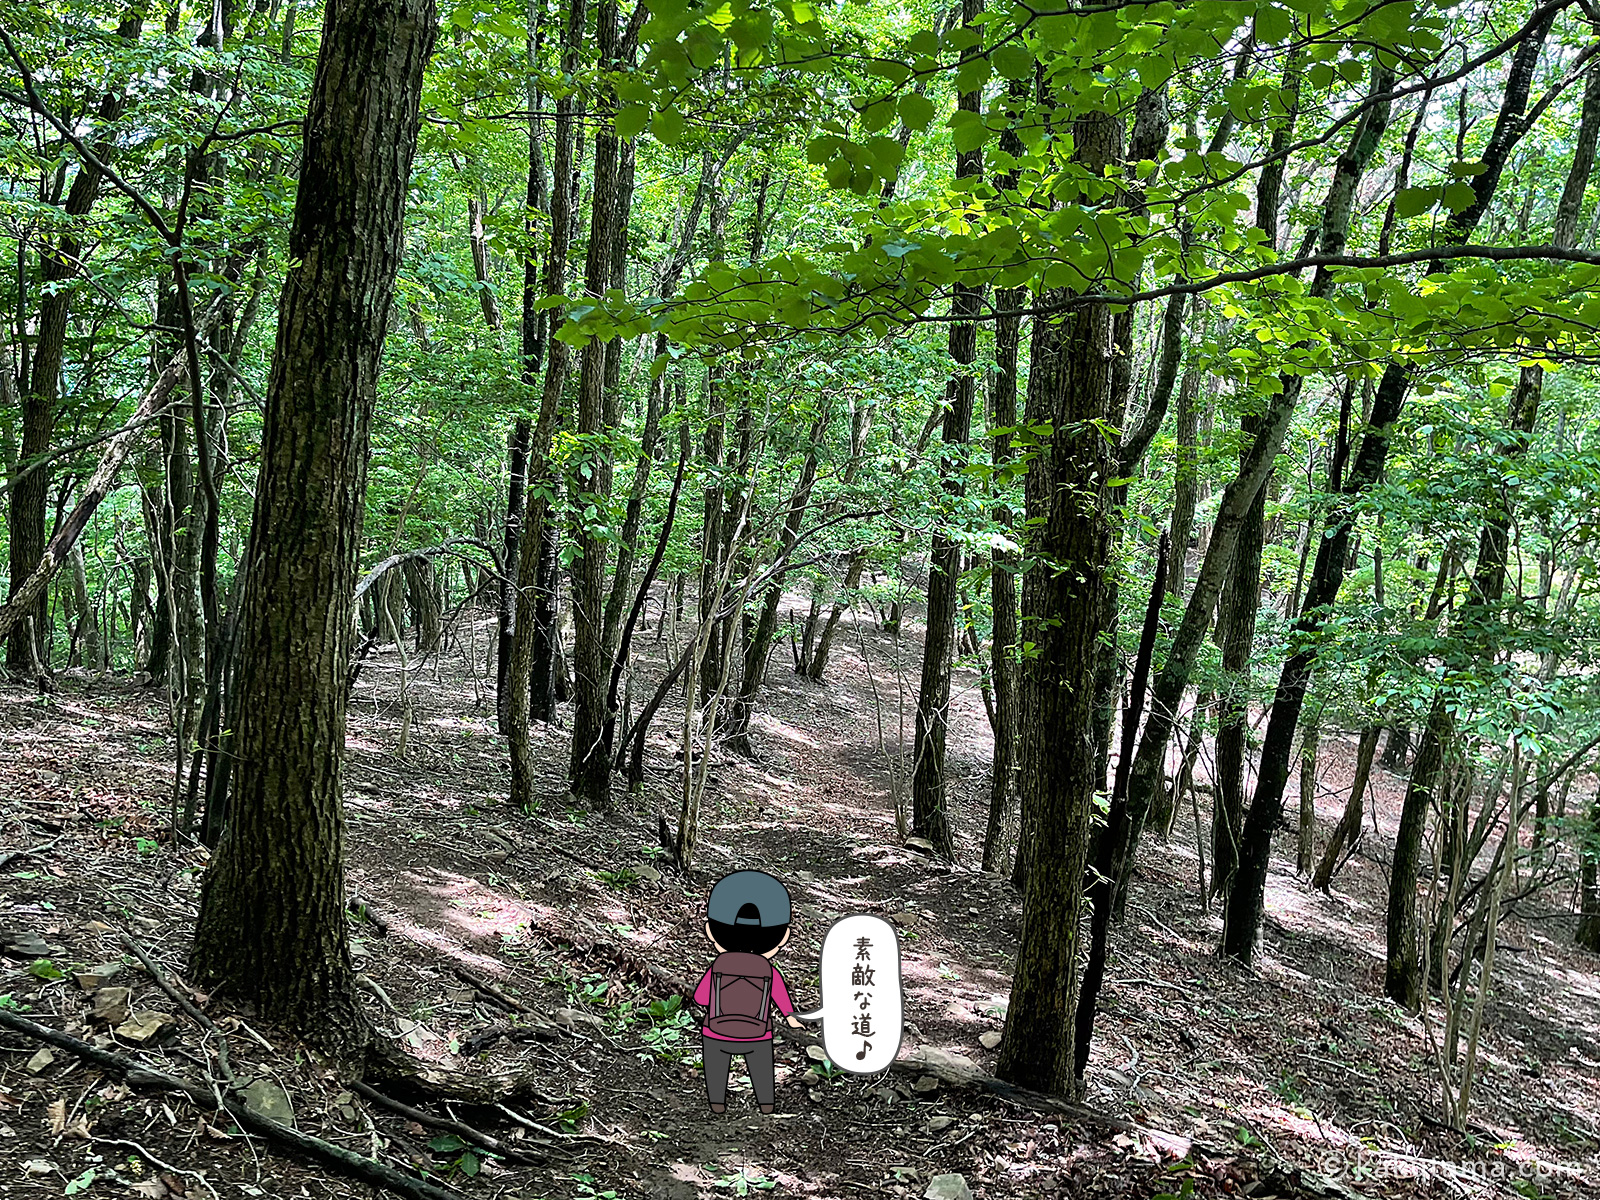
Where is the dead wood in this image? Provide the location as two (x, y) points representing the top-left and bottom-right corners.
(0, 1008), (464, 1200)
(347, 1078), (552, 1163)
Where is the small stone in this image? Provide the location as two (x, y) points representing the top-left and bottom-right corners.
(24, 1047), (54, 1074)
(130, 915), (161, 931)
(912, 1075), (939, 1093)
(890, 911), (919, 927)
(114, 1010), (176, 1044)
(552, 1007), (602, 1028)
(22, 1159), (55, 1177)
(240, 1079), (296, 1128)
(74, 962), (124, 991)
(635, 864), (663, 883)
(872, 1086), (896, 1105)
(979, 1031), (1002, 1049)
(794, 870), (816, 882)
(801, 1069), (820, 1083)
(967, 908), (980, 916)
(925, 1115), (955, 1133)
(808, 1087), (826, 1103)
(903, 837), (936, 854)
(805, 1045), (829, 1062)
(923, 1173), (973, 1200)
(91, 986), (132, 1025)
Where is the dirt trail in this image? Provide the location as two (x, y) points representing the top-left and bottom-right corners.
(2, 604), (1597, 1199)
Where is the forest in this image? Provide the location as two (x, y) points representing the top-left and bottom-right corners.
(2, 0), (1600, 1196)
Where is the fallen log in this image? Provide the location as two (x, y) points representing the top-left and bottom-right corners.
(0, 1009), (464, 1200)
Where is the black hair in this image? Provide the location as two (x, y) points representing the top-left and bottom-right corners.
(708, 902), (789, 955)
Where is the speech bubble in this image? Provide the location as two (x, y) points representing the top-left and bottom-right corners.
(794, 914), (902, 1074)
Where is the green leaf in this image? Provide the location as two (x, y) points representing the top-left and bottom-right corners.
(429, 1134), (467, 1153)
(949, 109), (990, 153)
(1135, 55), (1173, 88)
(1394, 186), (1436, 218)
(614, 103), (649, 139)
(991, 42), (1033, 81)
(650, 106), (684, 145)
(898, 92), (935, 131)
(953, 52), (991, 94)
(1442, 181), (1477, 213)
(458, 1150), (481, 1176)
(27, 958), (63, 981)
(1254, 5), (1293, 43)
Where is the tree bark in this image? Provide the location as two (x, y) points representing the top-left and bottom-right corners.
(568, 0), (625, 809)
(911, 0), (985, 859)
(189, 0), (435, 1059)
(507, 0), (581, 805)
(1313, 724), (1379, 891)
(994, 108), (1121, 1099)
(1297, 721), (1320, 876)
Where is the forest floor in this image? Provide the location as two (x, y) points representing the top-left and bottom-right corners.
(2, 600), (1599, 1200)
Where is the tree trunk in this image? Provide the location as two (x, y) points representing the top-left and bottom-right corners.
(1166, 365), (1200, 597)
(6, 8), (146, 672)
(1225, 16), (1554, 965)
(508, 0), (581, 803)
(1297, 721), (1320, 876)
(1313, 724), (1379, 891)
(982, 274), (1023, 874)
(1578, 789), (1600, 953)
(568, 0), (626, 810)
(189, 0), (435, 1059)
(994, 108), (1120, 1099)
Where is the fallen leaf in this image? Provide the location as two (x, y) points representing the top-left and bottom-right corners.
(47, 1097), (67, 1134)
(131, 1180), (170, 1199)
(25, 1046), (54, 1074)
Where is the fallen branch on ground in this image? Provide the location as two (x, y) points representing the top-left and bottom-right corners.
(347, 1079), (552, 1163)
(0, 1009), (464, 1200)
(0, 834), (63, 871)
(452, 966), (530, 1013)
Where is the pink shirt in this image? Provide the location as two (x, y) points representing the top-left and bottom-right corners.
(694, 963), (793, 1042)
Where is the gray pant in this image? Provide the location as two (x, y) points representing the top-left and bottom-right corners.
(702, 1034), (774, 1108)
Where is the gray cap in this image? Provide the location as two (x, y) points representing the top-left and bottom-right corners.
(707, 871), (791, 927)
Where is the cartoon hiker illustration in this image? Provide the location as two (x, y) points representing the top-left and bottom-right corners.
(693, 870), (805, 1114)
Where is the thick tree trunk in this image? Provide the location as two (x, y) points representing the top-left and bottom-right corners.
(189, 0), (435, 1059)
(994, 108), (1120, 1099)
(1210, 431), (1268, 897)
